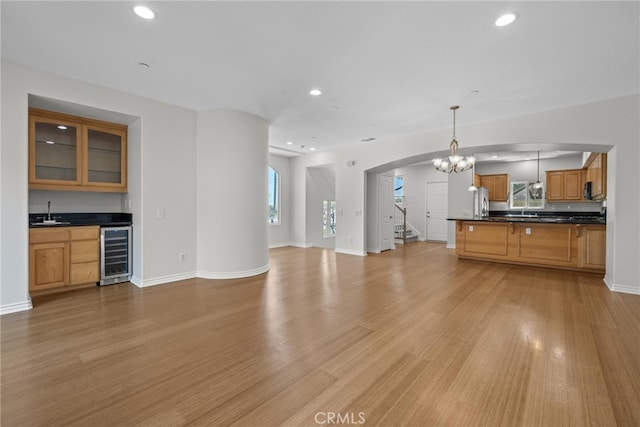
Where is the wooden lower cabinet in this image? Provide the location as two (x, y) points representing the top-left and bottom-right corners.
(29, 242), (70, 290)
(579, 224), (606, 271)
(29, 226), (100, 293)
(455, 221), (605, 273)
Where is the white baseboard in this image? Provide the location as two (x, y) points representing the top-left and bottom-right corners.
(197, 263), (270, 279)
(446, 243), (456, 249)
(269, 242), (292, 249)
(290, 242), (312, 248)
(604, 275), (640, 295)
(1, 299), (33, 315)
(335, 248), (367, 257)
(134, 271), (197, 288)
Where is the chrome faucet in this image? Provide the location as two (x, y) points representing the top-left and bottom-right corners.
(47, 201), (52, 221)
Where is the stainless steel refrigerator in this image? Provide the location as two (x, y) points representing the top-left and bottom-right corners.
(473, 187), (490, 218)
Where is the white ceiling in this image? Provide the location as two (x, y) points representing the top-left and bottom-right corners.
(2, 1), (638, 159)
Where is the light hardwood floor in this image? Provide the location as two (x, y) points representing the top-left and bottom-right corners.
(2, 243), (639, 426)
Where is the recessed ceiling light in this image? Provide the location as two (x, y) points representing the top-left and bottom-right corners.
(57, 125), (67, 130)
(310, 147), (316, 151)
(492, 155), (499, 159)
(134, 5), (155, 20)
(286, 141), (293, 145)
(45, 140), (55, 145)
(495, 12), (518, 27)
(309, 89), (322, 96)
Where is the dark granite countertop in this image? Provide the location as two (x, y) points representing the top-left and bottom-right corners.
(29, 212), (132, 228)
(448, 211), (605, 225)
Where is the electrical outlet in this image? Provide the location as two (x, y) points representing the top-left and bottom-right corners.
(157, 209), (165, 219)
(179, 252), (186, 262)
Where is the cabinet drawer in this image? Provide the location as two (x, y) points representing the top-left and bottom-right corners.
(70, 226), (99, 240)
(30, 228), (70, 244)
(71, 240), (99, 263)
(70, 262), (99, 285)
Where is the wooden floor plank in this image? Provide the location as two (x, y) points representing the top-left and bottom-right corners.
(2, 242), (639, 426)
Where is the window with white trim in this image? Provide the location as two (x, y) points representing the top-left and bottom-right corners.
(323, 200), (336, 237)
(268, 166), (280, 224)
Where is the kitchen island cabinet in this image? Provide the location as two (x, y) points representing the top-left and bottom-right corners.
(454, 220), (605, 273)
(580, 224), (606, 270)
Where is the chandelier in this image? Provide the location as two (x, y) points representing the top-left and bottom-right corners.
(433, 105), (476, 173)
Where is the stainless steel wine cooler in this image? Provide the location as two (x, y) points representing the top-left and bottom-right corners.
(100, 226), (132, 285)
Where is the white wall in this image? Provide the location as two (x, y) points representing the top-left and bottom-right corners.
(2, 61), (638, 314)
(1, 61), (198, 310)
(195, 109), (269, 278)
(268, 154), (291, 248)
(291, 95), (640, 294)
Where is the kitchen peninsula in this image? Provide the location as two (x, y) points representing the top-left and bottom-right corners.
(451, 213), (605, 273)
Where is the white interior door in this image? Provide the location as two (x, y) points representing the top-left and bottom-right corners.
(379, 174), (395, 251)
(426, 182), (448, 241)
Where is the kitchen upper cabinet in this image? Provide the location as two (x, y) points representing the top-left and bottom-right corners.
(29, 109), (127, 192)
(29, 226), (100, 293)
(585, 152), (607, 200)
(546, 169), (584, 201)
(479, 174), (509, 202)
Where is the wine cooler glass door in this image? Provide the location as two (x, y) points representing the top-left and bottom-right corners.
(100, 226), (132, 285)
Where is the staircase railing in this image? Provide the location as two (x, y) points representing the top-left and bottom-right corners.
(395, 204), (407, 243)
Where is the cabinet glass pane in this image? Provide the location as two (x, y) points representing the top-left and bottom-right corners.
(87, 129), (122, 184)
(34, 122), (78, 181)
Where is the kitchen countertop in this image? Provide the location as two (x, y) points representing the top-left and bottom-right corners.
(29, 212), (133, 228)
(449, 211), (606, 225)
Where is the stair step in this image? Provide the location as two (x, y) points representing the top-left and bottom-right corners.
(395, 235), (418, 244)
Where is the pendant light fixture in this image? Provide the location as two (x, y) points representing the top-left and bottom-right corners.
(533, 151), (543, 189)
(433, 106), (475, 173)
(467, 161), (477, 192)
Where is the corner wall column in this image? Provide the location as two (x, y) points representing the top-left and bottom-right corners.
(196, 110), (269, 278)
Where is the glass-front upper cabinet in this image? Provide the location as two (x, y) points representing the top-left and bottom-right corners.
(30, 115), (82, 185)
(85, 126), (127, 189)
(29, 109), (127, 192)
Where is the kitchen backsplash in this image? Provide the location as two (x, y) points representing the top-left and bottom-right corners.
(29, 190), (124, 214)
(489, 200), (603, 213)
